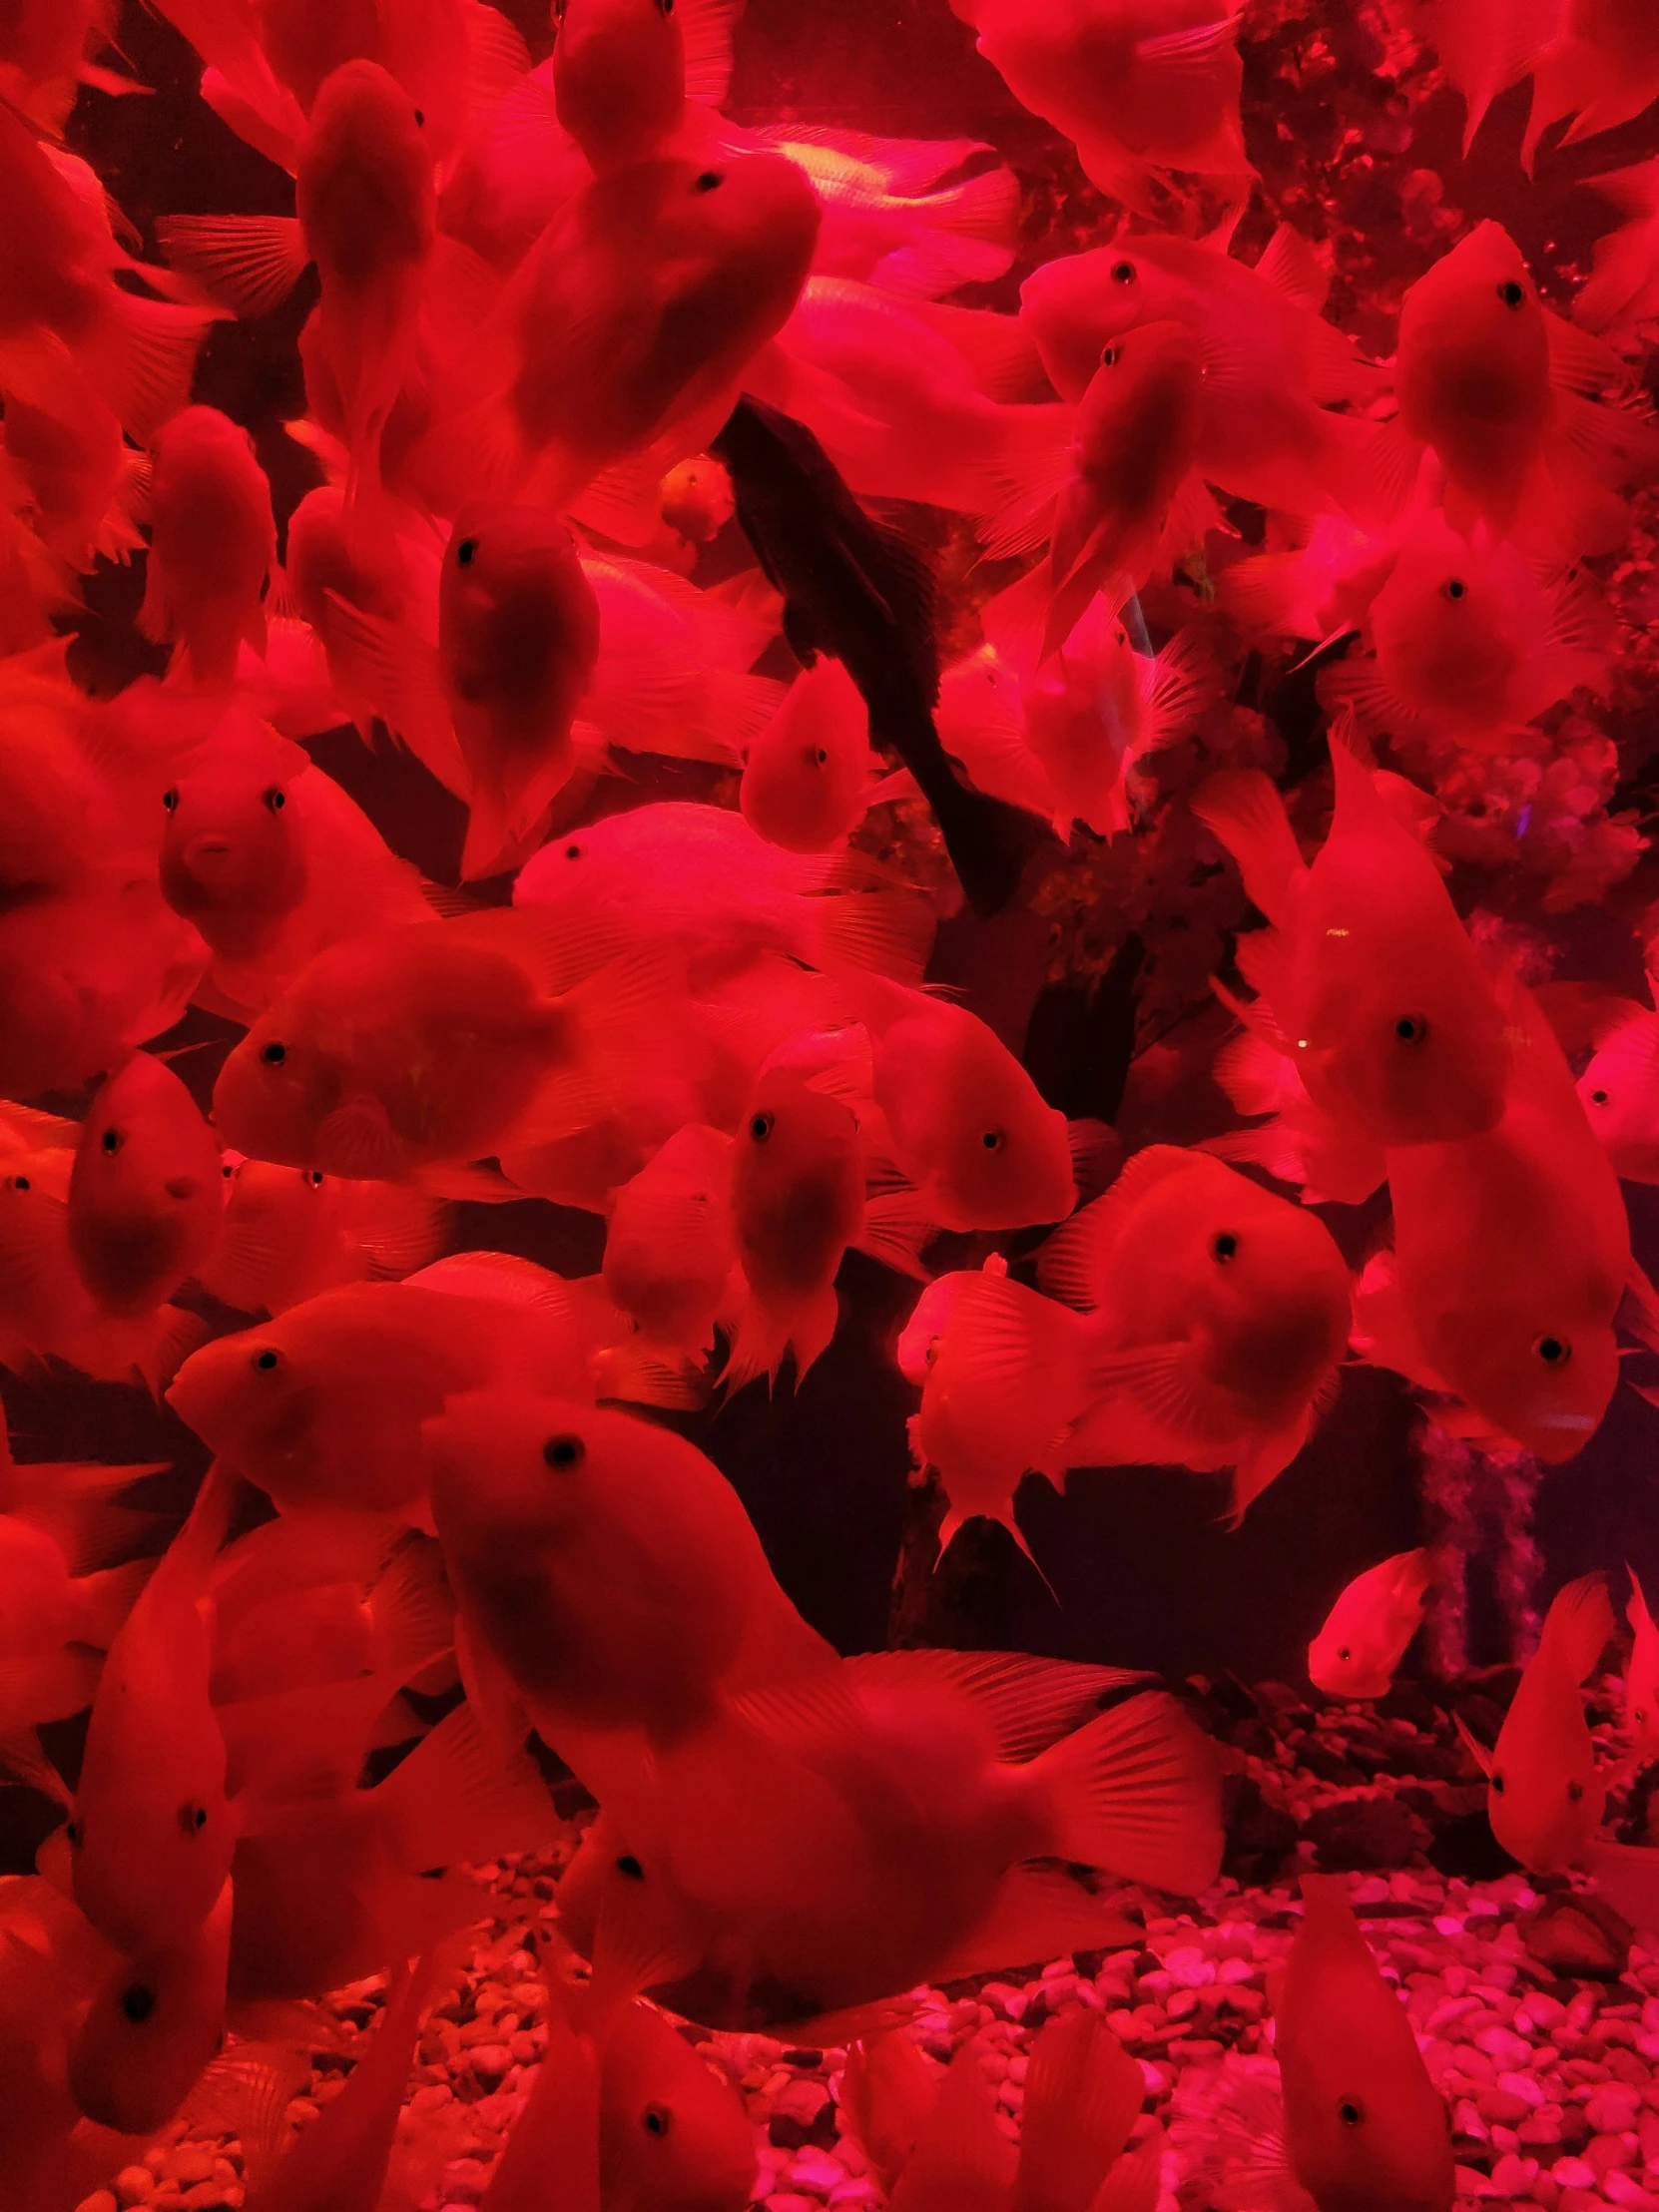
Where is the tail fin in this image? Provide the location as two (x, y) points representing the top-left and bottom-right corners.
(373, 1700), (558, 1874)
(1190, 768), (1303, 922)
(1030, 1691), (1223, 1896)
(1540, 1572), (1615, 1685)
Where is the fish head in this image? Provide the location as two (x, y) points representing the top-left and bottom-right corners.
(1020, 242), (1195, 403)
(437, 500), (601, 714)
(423, 1386), (612, 1566)
(1396, 221), (1550, 441)
(158, 713), (309, 941)
(1303, 963), (1509, 1147)
(740, 658), (869, 855)
(1186, 1180), (1353, 1406)
(553, 0), (686, 170)
(1487, 1743), (1606, 1874)
(1451, 1304), (1618, 1463)
(68, 1052), (222, 1312)
(730, 1067), (864, 1289)
(297, 58), (436, 282)
(212, 1006), (336, 1169)
(1075, 315), (1205, 456)
(599, 1998), (757, 2212)
(66, 1880), (231, 2135)
(166, 1319), (324, 1477)
(895, 1272), (969, 1385)
(926, 1046), (1075, 1234)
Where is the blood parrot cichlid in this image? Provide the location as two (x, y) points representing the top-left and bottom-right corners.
(1307, 1549), (1432, 1702)
(67, 1051), (222, 1318)
(137, 406), (276, 691)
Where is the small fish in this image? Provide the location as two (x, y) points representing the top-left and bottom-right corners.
(66, 1876), (233, 2135)
(712, 395), (1039, 918)
(212, 908), (677, 1184)
(157, 711), (311, 964)
(1021, 223), (1382, 520)
(754, 125), (1019, 298)
(552, 0), (742, 173)
(572, 1652), (1219, 2031)
(597, 1993), (758, 2212)
(0, 388), (148, 576)
(1360, 982), (1646, 1462)
(951, 0), (1253, 216)
(908, 1260), (1088, 1582)
(1378, 220), (1658, 555)
(167, 1264), (632, 1524)
(726, 1062), (866, 1389)
(1318, 509), (1615, 752)
(1193, 727), (1510, 1148)
(67, 1051), (222, 1318)
(422, 1389), (835, 1756)
(741, 655), (890, 855)
(71, 1468), (235, 1956)
(1238, 1874), (1455, 2212)
(846, 972), (1076, 1233)
(602, 1123), (737, 1352)
(1457, 1574), (1614, 1873)
(1040, 1146), (1353, 1523)
(979, 319), (1211, 665)
(137, 407), (276, 690)
(658, 452), (735, 545)
(416, 152), (821, 510)
(1307, 1550), (1432, 1702)
(200, 1153), (445, 1315)
(1575, 994), (1659, 1183)
(436, 503), (603, 878)
(1624, 1565), (1659, 1749)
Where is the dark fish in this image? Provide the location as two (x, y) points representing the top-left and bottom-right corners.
(712, 395), (1042, 917)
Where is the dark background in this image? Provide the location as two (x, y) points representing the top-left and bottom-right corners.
(8, 0), (1659, 1750)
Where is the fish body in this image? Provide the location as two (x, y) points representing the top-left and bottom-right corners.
(1039, 1146), (1353, 1522)
(1272, 1875), (1455, 2212)
(598, 1995), (758, 2212)
(200, 1153), (445, 1314)
(1193, 730), (1509, 1148)
(1577, 1000), (1659, 1182)
(1308, 1550), (1432, 1701)
(1469, 1575), (1614, 1871)
(68, 1051), (223, 1317)
(137, 407), (276, 690)
(602, 1124), (737, 1353)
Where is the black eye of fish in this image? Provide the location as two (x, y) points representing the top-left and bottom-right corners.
(1592, 1088), (1609, 1105)
(263, 786), (285, 812)
(101, 1127), (123, 1154)
(750, 1111), (775, 1142)
(981, 1129), (1003, 1151)
(1492, 1771), (1506, 1794)
(222, 1163), (235, 1179)
(254, 1348), (279, 1371)
(1338, 2097), (1364, 2128)
(1111, 260), (1135, 283)
(261, 1041), (287, 1065)
(1497, 278), (1525, 307)
(11, 1175), (28, 1192)
(1212, 1232), (1239, 1263)
(1394, 1014), (1427, 1044)
(122, 1983), (157, 2024)
(814, 747), (830, 766)
(162, 789), (179, 813)
(693, 170), (722, 193)
(565, 842), (582, 860)
(659, 0), (674, 13)
(1567, 1779), (1584, 1802)
(180, 1802), (209, 1834)
(1100, 345), (1118, 367)
(1441, 578), (1466, 601)
(615, 1854), (645, 1880)
(456, 538), (477, 566)
(544, 1434), (584, 1469)
(1533, 1334), (1569, 1367)
(307, 1169), (325, 1187)
(413, 107), (425, 125)
(643, 2103), (672, 2136)
(1337, 1646), (1351, 1660)
(65, 1820), (79, 1847)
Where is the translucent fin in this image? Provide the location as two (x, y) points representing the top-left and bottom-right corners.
(1030, 1689), (1224, 1895)
(1190, 768), (1302, 922)
(155, 213), (309, 316)
(1015, 2008), (1143, 2212)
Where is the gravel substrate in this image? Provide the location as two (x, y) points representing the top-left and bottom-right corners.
(85, 1671), (1659, 2212)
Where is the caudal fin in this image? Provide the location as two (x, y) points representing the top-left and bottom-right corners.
(1190, 768), (1303, 922)
(1031, 1689), (1223, 1895)
(1540, 1572), (1615, 1685)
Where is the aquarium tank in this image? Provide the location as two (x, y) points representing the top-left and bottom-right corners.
(5, 0), (1659, 2207)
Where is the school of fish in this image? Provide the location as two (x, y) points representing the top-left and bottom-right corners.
(4, 0), (1659, 2203)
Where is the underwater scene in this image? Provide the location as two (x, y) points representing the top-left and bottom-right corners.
(11, 0), (1659, 2207)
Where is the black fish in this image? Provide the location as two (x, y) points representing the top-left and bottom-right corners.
(712, 395), (1043, 918)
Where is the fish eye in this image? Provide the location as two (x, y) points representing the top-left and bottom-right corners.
(750, 1111), (775, 1142)
(412, 107), (424, 125)
(1111, 260), (1136, 283)
(1591, 1088), (1609, 1105)
(615, 1854), (645, 1880)
(65, 1820), (79, 1847)
(1567, 1779), (1584, 1802)
(643, 2103), (672, 2136)
(1440, 577), (1466, 601)
(1337, 1646), (1351, 1660)
(564, 841), (582, 860)
(222, 1162), (235, 1179)
(1100, 345), (1118, 367)
(693, 170), (722, 193)
(306, 1169), (325, 1187)
(162, 789), (179, 813)
(456, 537), (477, 567)
(1492, 1771), (1506, 1793)
(101, 1127), (123, 1154)
(981, 1128), (1004, 1151)
(1497, 278), (1525, 307)
(261, 1041), (287, 1065)
(1393, 1013), (1427, 1044)
(659, 0), (675, 13)
(263, 786), (285, 812)
(814, 747), (830, 766)
(544, 1433), (584, 1469)
(121, 1983), (156, 2024)
(1337, 2096), (1365, 2128)
(1211, 1231), (1239, 1263)
(253, 1348), (279, 1372)
(1532, 1334), (1570, 1367)
(179, 1802), (209, 1834)
(8, 1174), (28, 1192)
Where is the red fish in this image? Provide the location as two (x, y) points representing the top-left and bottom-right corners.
(67, 1051), (222, 1317)
(200, 1151), (445, 1314)
(137, 407), (276, 690)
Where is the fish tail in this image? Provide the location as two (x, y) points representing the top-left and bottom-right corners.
(723, 1281), (839, 1397)
(1190, 766), (1302, 923)
(1541, 1572), (1616, 1685)
(1028, 1688), (1224, 1897)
